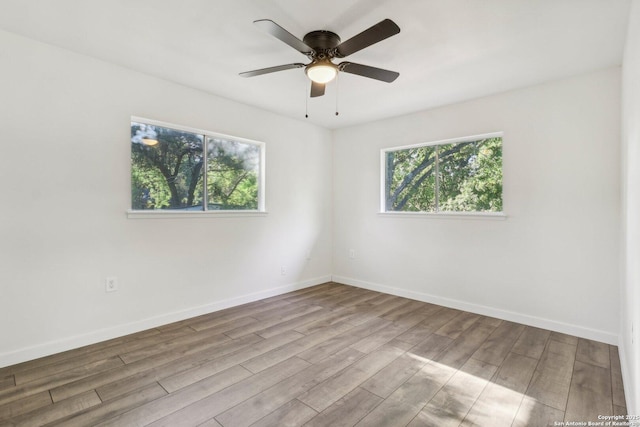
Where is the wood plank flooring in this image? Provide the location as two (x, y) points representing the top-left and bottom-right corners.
(0, 283), (627, 426)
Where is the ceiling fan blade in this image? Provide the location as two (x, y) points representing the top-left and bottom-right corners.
(339, 62), (399, 82)
(254, 19), (314, 55)
(310, 81), (326, 97)
(335, 19), (400, 57)
(239, 63), (305, 78)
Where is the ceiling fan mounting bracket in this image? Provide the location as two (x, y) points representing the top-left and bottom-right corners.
(303, 30), (341, 53)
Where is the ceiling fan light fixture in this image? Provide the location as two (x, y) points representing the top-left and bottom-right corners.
(305, 60), (338, 84)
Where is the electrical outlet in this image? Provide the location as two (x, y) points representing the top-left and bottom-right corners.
(349, 249), (356, 259)
(105, 277), (118, 293)
(280, 266), (286, 276)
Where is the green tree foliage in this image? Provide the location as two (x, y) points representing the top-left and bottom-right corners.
(206, 138), (259, 210)
(131, 164), (172, 209)
(131, 123), (260, 210)
(386, 137), (502, 212)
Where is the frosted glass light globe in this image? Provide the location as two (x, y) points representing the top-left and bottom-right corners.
(306, 62), (338, 84)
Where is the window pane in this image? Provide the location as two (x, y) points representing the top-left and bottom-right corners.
(206, 137), (260, 210)
(385, 145), (437, 212)
(437, 137), (503, 212)
(131, 122), (204, 210)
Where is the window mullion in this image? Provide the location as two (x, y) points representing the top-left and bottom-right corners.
(202, 135), (208, 211)
(434, 145), (440, 212)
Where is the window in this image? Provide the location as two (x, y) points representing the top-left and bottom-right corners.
(382, 134), (502, 214)
(130, 118), (264, 212)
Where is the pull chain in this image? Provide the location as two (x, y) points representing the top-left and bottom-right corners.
(335, 73), (340, 116)
(305, 80), (309, 118)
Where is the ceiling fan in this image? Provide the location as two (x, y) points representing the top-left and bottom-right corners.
(240, 19), (401, 98)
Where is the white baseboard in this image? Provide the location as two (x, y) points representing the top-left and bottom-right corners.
(332, 275), (618, 345)
(0, 275), (332, 368)
(617, 339), (638, 417)
(2, 273), (619, 368)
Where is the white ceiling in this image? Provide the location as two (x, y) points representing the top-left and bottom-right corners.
(0, 0), (631, 129)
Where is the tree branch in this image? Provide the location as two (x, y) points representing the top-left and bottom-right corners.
(389, 154), (436, 208)
(186, 161), (203, 206)
(224, 171), (250, 202)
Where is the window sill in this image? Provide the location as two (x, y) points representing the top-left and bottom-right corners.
(378, 211), (506, 220)
(126, 210), (268, 219)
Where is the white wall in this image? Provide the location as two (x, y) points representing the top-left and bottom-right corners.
(333, 68), (621, 344)
(621, 0), (640, 415)
(0, 30), (333, 367)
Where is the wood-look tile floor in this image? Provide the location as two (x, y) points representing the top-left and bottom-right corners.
(0, 283), (627, 426)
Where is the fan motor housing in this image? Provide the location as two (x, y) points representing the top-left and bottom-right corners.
(303, 30), (341, 51)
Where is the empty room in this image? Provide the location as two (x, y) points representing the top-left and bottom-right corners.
(0, 0), (639, 426)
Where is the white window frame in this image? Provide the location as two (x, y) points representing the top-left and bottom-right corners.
(128, 117), (266, 219)
(380, 132), (505, 219)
